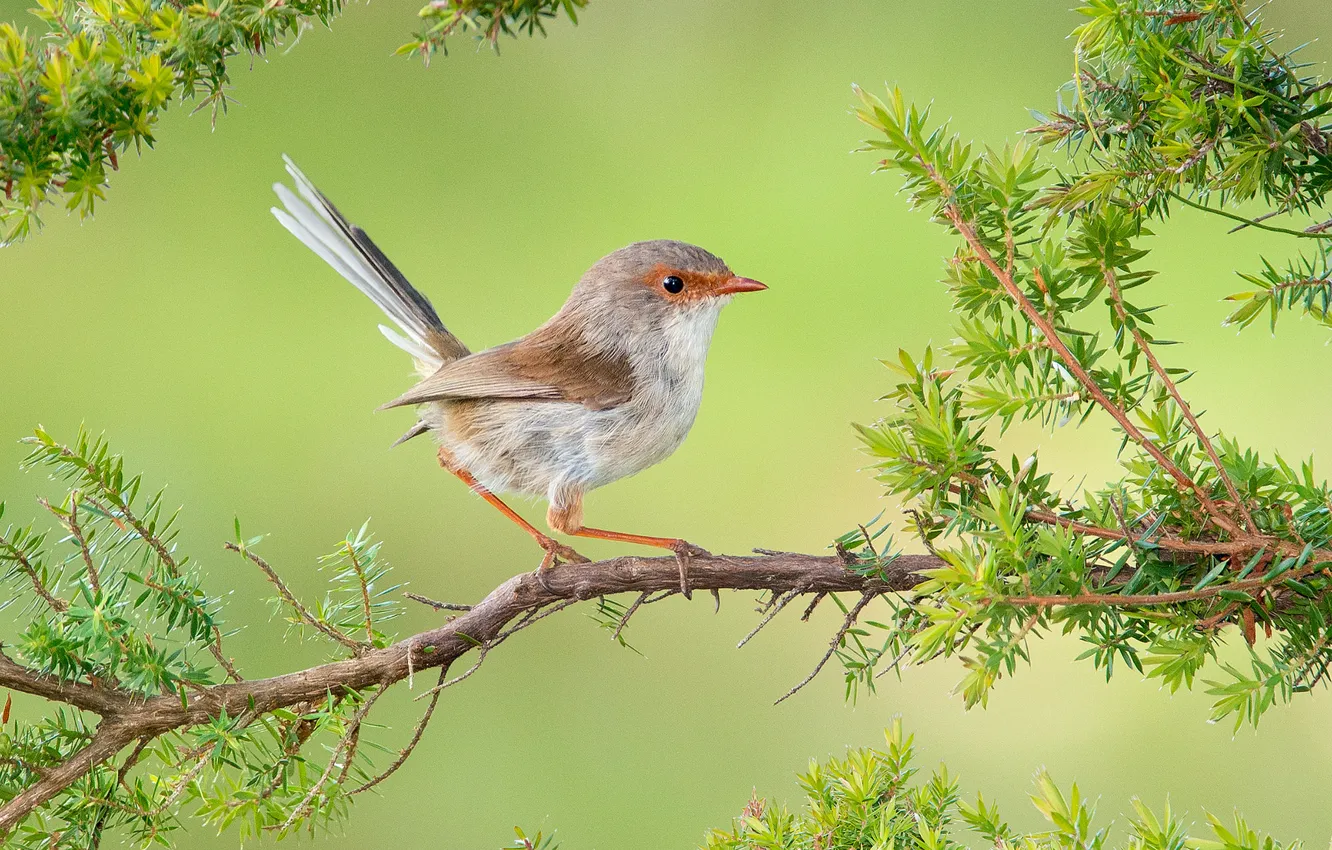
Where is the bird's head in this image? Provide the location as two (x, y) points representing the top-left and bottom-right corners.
(593, 239), (765, 302)
(566, 240), (766, 339)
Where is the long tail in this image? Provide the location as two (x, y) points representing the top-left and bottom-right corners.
(271, 155), (470, 377)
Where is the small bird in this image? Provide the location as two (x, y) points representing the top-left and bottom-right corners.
(271, 157), (767, 592)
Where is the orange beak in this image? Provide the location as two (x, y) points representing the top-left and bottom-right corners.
(715, 276), (768, 295)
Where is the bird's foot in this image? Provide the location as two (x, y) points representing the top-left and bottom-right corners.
(534, 535), (590, 594)
(668, 540), (710, 600)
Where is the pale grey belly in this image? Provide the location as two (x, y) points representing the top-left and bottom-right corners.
(428, 394), (698, 500)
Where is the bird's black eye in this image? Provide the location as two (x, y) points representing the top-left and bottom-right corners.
(662, 275), (685, 294)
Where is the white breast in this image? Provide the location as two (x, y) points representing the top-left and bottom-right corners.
(583, 302), (721, 486)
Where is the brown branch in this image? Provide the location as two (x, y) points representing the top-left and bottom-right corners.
(1003, 552), (1330, 608)
(925, 164), (1238, 535)
(403, 592), (471, 612)
(491, 598), (579, 645)
(774, 592), (877, 705)
(41, 495), (100, 594)
(1010, 610), (1042, 645)
(146, 742), (216, 819)
(68, 498), (101, 593)
(136, 568), (242, 683)
(874, 642), (914, 681)
(0, 532), (69, 613)
(0, 549), (1043, 837)
(253, 701), (322, 802)
(900, 455), (1243, 556)
(1246, 276), (1331, 297)
(612, 591), (650, 642)
(81, 495), (177, 579)
(1197, 600), (1241, 631)
(1022, 508), (1249, 554)
(885, 448), (1286, 582)
(9, 552), (925, 704)
(800, 592), (827, 621)
(38, 442), (182, 585)
(89, 735), (151, 850)
(225, 542), (365, 654)
(333, 717), (363, 789)
(413, 644), (490, 701)
(343, 540), (375, 642)
(208, 634), (242, 684)
(737, 589), (800, 648)
(80, 492), (241, 682)
(278, 687), (383, 834)
(1170, 136), (1216, 174)
(46, 445), (242, 683)
(0, 719), (139, 837)
(1101, 264), (1255, 532)
(351, 669), (446, 796)
(0, 550), (933, 834)
(1298, 79), (1332, 102)
(4, 538), (1322, 835)
(0, 649), (128, 715)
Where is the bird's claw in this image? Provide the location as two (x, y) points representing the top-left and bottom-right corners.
(669, 540), (709, 600)
(670, 540), (710, 559)
(534, 536), (589, 594)
(550, 539), (590, 565)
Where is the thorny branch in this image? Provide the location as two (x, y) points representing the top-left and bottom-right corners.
(278, 688), (383, 834)
(738, 590), (800, 649)
(343, 541), (376, 643)
(40, 495), (100, 594)
(0, 531), (68, 613)
(918, 157), (1244, 537)
(0, 549), (934, 838)
(775, 592), (876, 705)
(351, 668), (446, 796)
(224, 542), (365, 654)
(5, 459), (1322, 837)
(1100, 264), (1256, 532)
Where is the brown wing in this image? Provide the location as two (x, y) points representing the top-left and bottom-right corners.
(378, 320), (634, 411)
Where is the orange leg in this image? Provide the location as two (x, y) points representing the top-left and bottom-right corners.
(438, 448), (587, 571)
(567, 526), (696, 552)
(568, 527), (707, 599)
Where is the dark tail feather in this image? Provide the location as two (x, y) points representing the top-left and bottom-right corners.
(391, 421), (432, 448)
(271, 156), (470, 366)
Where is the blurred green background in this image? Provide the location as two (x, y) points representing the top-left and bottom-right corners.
(4, 1), (1332, 847)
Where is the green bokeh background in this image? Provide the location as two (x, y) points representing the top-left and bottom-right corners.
(4, 2), (1332, 847)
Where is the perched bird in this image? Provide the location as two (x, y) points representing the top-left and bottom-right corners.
(271, 157), (766, 591)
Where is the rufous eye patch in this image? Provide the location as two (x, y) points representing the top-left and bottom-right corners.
(646, 264), (767, 301)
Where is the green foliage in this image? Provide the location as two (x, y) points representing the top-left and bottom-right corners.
(9, 427), (232, 693)
(832, 512), (901, 584)
(0, 0), (583, 242)
(1, 428), (405, 847)
(704, 720), (1299, 850)
(1223, 246), (1332, 331)
(402, 0), (585, 64)
(586, 594), (645, 654)
(845, 0), (1332, 727)
(309, 522), (403, 650)
(8, 2), (1332, 844)
(506, 826), (561, 850)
